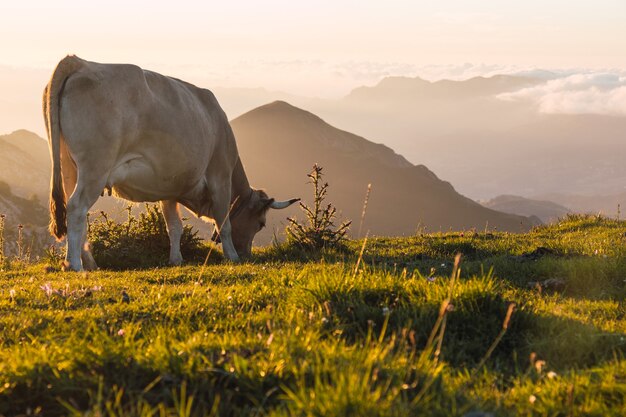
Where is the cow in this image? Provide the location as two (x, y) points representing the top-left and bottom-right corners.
(42, 55), (298, 271)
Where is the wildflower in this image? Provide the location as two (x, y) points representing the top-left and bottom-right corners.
(40, 283), (54, 297)
(117, 329), (125, 336)
(547, 371), (557, 379)
(534, 360), (546, 373)
(528, 395), (537, 404)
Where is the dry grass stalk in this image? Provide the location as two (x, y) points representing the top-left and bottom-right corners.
(471, 302), (516, 377)
(353, 231), (369, 277)
(357, 183), (372, 238)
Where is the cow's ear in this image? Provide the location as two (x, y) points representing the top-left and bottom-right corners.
(257, 197), (275, 212)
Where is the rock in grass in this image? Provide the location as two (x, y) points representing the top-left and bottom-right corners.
(528, 278), (566, 292)
(463, 412), (495, 417)
(517, 247), (555, 261)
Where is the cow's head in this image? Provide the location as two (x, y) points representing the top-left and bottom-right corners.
(213, 189), (299, 258)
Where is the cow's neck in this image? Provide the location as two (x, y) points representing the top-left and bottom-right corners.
(181, 157), (252, 218)
(231, 157), (252, 204)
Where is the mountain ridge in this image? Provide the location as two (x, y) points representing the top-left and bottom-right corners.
(231, 100), (535, 240)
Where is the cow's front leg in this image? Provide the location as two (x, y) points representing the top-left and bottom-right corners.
(210, 188), (240, 262)
(161, 200), (184, 265)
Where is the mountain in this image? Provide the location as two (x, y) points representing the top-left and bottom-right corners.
(257, 77), (624, 201)
(231, 101), (535, 242)
(481, 195), (571, 224)
(0, 130), (50, 199)
(346, 75), (541, 102)
(210, 75), (626, 203)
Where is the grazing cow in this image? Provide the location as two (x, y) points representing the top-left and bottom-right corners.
(42, 55), (298, 271)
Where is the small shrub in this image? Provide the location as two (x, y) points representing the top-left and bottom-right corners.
(88, 204), (204, 269)
(286, 164), (351, 250)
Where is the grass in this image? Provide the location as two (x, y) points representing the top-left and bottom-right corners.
(1, 214), (625, 416)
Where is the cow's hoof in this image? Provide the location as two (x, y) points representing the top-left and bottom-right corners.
(82, 257), (99, 271)
(169, 255), (184, 266)
(61, 260), (83, 272)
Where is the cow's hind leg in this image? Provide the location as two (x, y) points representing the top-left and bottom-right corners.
(59, 142), (98, 271)
(81, 234), (98, 271)
(161, 200), (184, 265)
(64, 176), (106, 272)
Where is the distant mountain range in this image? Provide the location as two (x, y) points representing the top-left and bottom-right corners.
(208, 74), (626, 202)
(481, 195), (571, 224)
(345, 74), (541, 101)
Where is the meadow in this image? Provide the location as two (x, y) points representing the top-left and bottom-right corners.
(1, 214), (626, 416)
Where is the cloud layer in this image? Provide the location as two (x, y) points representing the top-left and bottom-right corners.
(498, 72), (626, 116)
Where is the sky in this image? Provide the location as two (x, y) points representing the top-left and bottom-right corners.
(1, 0), (625, 135)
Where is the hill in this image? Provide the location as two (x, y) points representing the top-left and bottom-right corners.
(1, 215), (626, 415)
(231, 101), (535, 239)
(0, 130), (50, 199)
(0, 179), (50, 257)
(482, 195), (571, 224)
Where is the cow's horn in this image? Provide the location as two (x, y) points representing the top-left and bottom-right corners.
(270, 198), (300, 209)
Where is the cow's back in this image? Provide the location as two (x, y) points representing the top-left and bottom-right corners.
(59, 59), (234, 200)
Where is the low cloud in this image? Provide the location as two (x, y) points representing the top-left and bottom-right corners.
(498, 72), (626, 116)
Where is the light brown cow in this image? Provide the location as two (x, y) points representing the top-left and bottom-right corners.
(42, 55), (298, 271)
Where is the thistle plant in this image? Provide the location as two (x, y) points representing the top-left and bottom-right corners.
(286, 164), (351, 250)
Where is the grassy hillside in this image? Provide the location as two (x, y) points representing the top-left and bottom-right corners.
(1, 215), (626, 416)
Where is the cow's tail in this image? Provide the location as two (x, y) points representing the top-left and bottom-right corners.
(44, 55), (83, 240)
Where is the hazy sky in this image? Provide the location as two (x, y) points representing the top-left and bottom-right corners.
(1, 0), (625, 136)
(2, 0), (625, 92)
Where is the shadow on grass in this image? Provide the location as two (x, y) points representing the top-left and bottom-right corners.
(300, 281), (626, 372)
